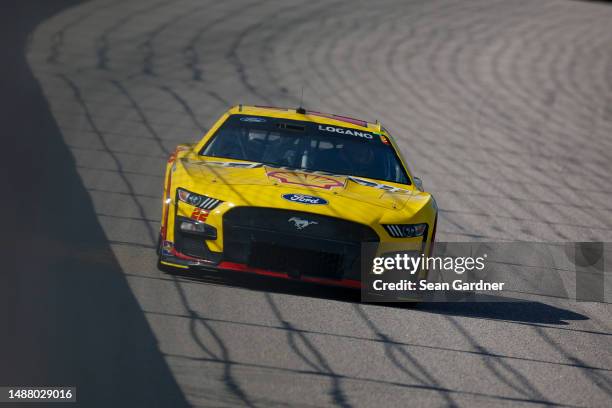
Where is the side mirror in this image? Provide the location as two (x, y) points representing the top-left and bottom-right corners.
(413, 177), (424, 192)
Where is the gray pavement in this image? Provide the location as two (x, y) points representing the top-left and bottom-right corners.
(6, 0), (612, 406)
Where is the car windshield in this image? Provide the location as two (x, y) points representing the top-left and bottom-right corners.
(200, 115), (410, 184)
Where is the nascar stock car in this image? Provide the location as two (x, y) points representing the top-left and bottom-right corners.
(157, 105), (437, 289)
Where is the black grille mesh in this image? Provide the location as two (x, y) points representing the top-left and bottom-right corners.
(223, 207), (379, 279)
(249, 242), (344, 278)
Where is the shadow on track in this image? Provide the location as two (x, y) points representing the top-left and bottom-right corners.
(1, 1), (188, 406)
(166, 268), (588, 326)
(417, 300), (589, 326)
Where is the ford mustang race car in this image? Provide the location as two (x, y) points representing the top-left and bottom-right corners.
(157, 105), (437, 289)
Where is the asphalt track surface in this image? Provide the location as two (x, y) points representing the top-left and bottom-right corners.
(3, 0), (612, 407)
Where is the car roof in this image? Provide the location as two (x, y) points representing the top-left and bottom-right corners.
(226, 105), (385, 134)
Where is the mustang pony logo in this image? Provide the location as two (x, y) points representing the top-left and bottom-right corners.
(288, 217), (318, 230)
(268, 171), (343, 190)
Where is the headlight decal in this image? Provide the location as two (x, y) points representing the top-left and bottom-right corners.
(177, 188), (222, 210)
(383, 223), (427, 238)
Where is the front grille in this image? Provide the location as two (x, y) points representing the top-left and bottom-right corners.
(224, 207), (379, 242)
(223, 207), (379, 280)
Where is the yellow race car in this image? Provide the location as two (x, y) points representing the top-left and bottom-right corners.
(158, 105), (437, 289)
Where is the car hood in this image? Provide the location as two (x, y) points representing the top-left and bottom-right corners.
(175, 158), (430, 218)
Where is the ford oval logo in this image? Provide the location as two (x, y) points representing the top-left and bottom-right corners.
(240, 117), (266, 123)
(282, 193), (328, 205)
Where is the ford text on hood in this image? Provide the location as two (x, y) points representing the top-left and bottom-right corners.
(157, 105), (437, 288)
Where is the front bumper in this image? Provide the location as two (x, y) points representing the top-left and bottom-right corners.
(159, 240), (362, 289)
(160, 206), (383, 288)
(160, 205), (433, 290)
